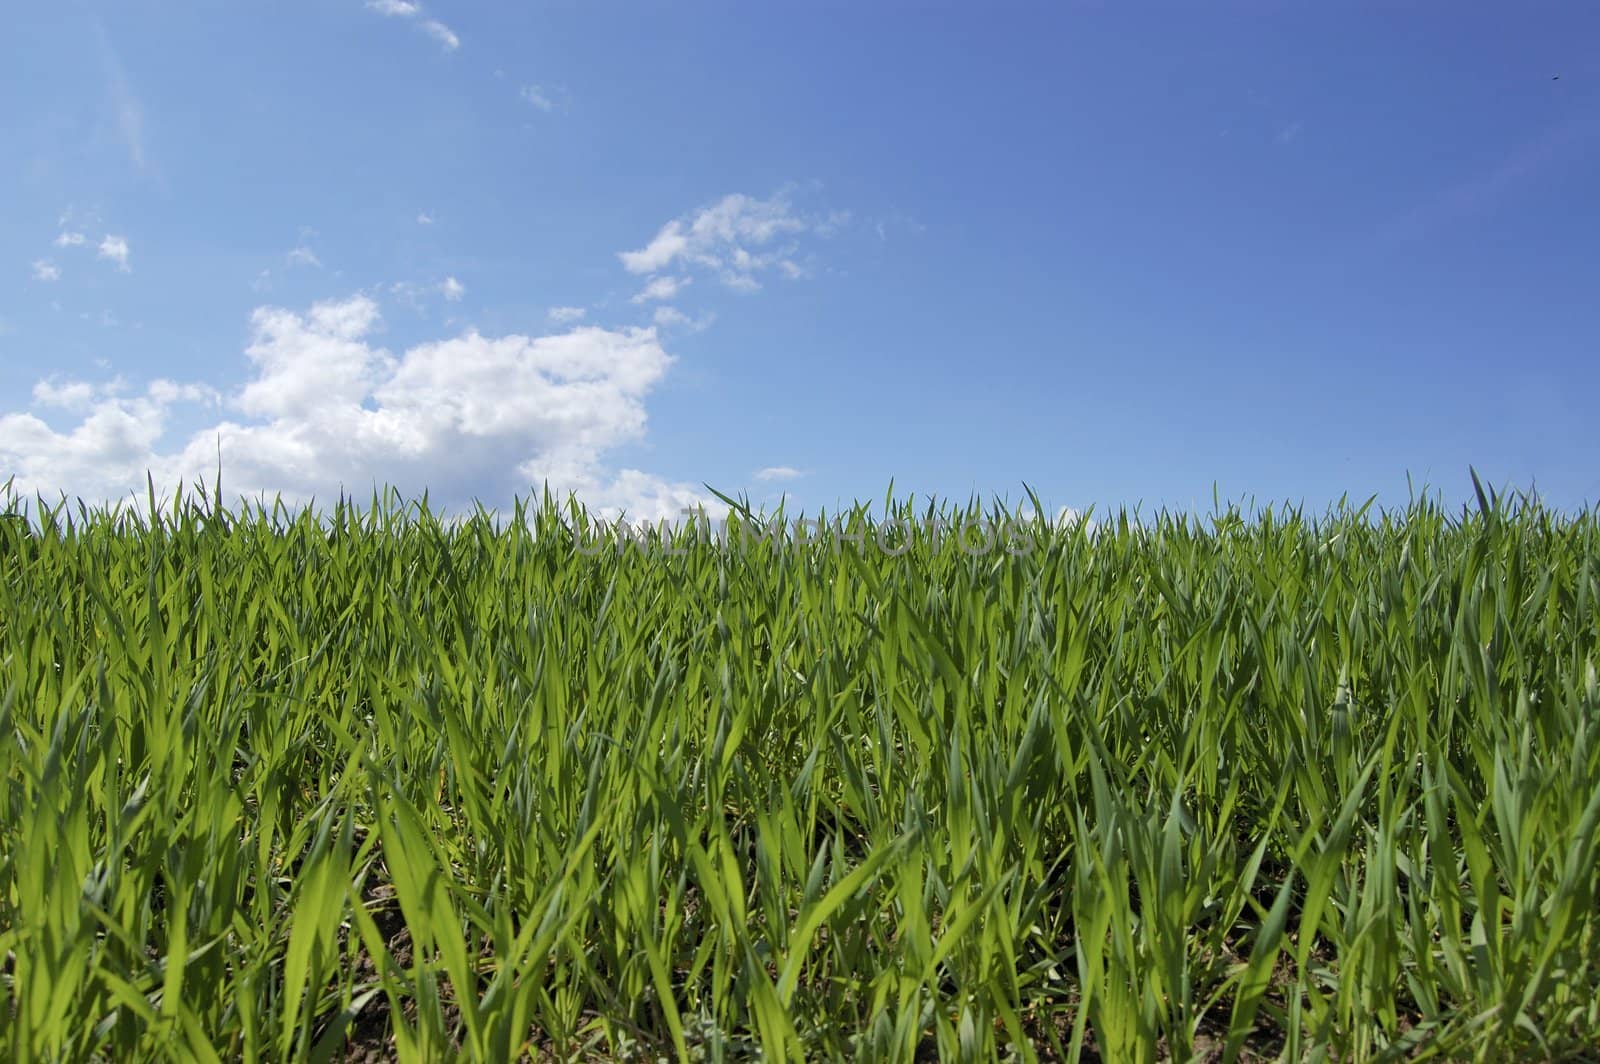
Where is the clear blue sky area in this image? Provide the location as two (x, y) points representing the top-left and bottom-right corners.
(3, 2), (1596, 520)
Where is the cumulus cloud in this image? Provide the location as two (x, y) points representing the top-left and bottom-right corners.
(0, 296), (716, 522)
(41, 225), (132, 276)
(548, 306), (586, 323)
(618, 190), (826, 291)
(33, 378), (103, 411)
(440, 276), (465, 301)
(0, 379), (219, 505)
(98, 235), (131, 271)
(554, 469), (723, 525)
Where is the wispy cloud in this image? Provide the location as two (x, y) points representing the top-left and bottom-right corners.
(97, 235), (131, 272)
(416, 211), (434, 225)
(1275, 120), (1303, 145)
(754, 466), (803, 482)
(388, 276), (468, 310)
(80, 309), (122, 329)
(31, 260), (62, 282)
(285, 227), (323, 269)
(619, 189), (831, 292)
(548, 306), (587, 323)
(55, 232), (87, 248)
(652, 306), (714, 332)
(1379, 118), (1600, 243)
(871, 211), (925, 241)
(420, 20), (460, 51)
(521, 85), (554, 112)
(365, 0), (459, 53)
(632, 275), (690, 303)
(94, 22), (148, 173)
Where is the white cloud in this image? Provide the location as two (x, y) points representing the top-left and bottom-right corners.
(548, 306), (586, 323)
(31, 260), (61, 282)
(389, 277), (464, 310)
(632, 275), (689, 303)
(421, 19), (460, 51)
(619, 190), (827, 291)
(816, 209), (852, 236)
(416, 211), (434, 225)
(58, 206), (100, 231)
(721, 272), (762, 293)
(754, 466), (803, 482)
(98, 235), (131, 271)
(521, 85), (554, 111)
(365, 0), (459, 52)
(0, 296), (716, 522)
(1054, 506), (1097, 532)
(651, 306), (714, 332)
(287, 245), (322, 268)
(553, 468), (724, 525)
(110, 82), (145, 172)
(55, 232), (86, 248)
(81, 309), (121, 329)
(33, 378), (102, 411)
(95, 23), (148, 173)
(872, 210), (925, 242)
(0, 379), (218, 504)
(619, 227), (688, 276)
(1379, 118), (1599, 244)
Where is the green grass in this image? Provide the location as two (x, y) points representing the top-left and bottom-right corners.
(2, 476), (1598, 1062)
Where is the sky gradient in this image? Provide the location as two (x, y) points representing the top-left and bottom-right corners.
(3, 2), (1597, 521)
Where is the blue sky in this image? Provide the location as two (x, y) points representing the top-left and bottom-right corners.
(3, 2), (1597, 521)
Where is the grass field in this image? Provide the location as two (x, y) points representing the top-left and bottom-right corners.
(2, 478), (1598, 1062)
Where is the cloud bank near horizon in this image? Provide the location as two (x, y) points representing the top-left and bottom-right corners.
(0, 295), (719, 522)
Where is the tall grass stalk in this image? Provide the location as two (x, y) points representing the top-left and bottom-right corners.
(1, 477), (1597, 1061)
